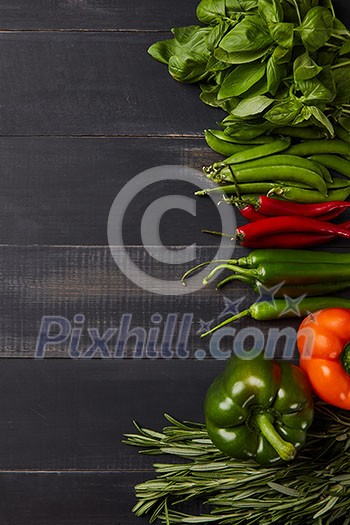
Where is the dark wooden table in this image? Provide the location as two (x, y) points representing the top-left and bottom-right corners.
(0, 1), (349, 524)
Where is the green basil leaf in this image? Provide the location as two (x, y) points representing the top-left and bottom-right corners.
(169, 52), (210, 82)
(333, 65), (350, 105)
(258, 0), (283, 24)
(214, 46), (269, 64)
(293, 52), (323, 81)
(206, 55), (232, 72)
(148, 39), (178, 65)
(196, 0), (227, 25)
(219, 15), (273, 52)
(340, 41), (350, 57)
(264, 98), (303, 124)
(298, 7), (334, 53)
(269, 22), (294, 47)
(151, 26), (212, 83)
(223, 120), (272, 139)
(308, 106), (334, 135)
(226, 0), (259, 14)
(267, 55), (287, 95)
(272, 45), (292, 64)
(316, 50), (335, 66)
(337, 115), (350, 132)
(244, 77), (268, 97)
(206, 20), (233, 52)
(218, 61), (266, 98)
(292, 105), (312, 125)
(231, 95), (274, 117)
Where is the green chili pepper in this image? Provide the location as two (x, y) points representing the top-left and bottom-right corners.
(216, 274), (350, 297)
(205, 354), (314, 465)
(235, 248), (350, 268)
(202, 297), (350, 337)
(204, 262), (350, 287)
(286, 139), (350, 157)
(310, 154), (350, 178)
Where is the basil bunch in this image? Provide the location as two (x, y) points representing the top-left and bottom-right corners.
(149, 0), (350, 140)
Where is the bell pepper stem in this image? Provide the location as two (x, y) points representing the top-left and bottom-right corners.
(255, 413), (296, 462)
(341, 343), (350, 375)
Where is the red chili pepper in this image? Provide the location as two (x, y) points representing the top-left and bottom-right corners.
(317, 209), (349, 221)
(256, 196), (350, 218)
(239, 233), (336, 249)
(239, 204), (267, 222)
(237, 216), (350, 248)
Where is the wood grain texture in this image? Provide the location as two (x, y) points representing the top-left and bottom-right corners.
(1, 244), (349, 358)
(0, 32), (222, 136)
(0, 0), (199, 31)
(0, 137), (218, 245)
(0, 0), (347, 31)
(0, 470), (151, 524)
(0, 359), (223, 470)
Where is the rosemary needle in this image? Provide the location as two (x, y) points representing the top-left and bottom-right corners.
(123, 401), (350, 525)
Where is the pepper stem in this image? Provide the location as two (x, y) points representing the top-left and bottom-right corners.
(255, 413), (296, 462)
(200, 309), (251, 338)
(341, 343), (350, 375)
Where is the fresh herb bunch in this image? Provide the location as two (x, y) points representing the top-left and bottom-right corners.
(124, 401), (350, 524)
(149, 0), (350, 140)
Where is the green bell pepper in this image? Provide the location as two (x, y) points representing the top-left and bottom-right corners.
(204, 354), (314, 465)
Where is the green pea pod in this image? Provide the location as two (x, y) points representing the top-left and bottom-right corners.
(195, 181), (314, 197)
(220, 137), (291, 166)
(286, 139), (350, 157)
(208, 129), (277, 145)
(204, 130), (248, 156)
(310, 154), (350, 179)
(270, 185), (350, 202)
(216, 154), (330, 180)
(272, 126), (327, 140)
(334, 124), (350, 143)
(215, 165), (328, 195)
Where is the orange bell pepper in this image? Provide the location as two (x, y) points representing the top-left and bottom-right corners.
(297, 308), (350, 410)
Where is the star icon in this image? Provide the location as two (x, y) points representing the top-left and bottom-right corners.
(279, 294), (307, 318)
(255, 282), (285, 308)
(218, 296), (246, 319)
(197, 318), (215, 335)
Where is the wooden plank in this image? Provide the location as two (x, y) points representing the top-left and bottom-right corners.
(1, 244), (349, 358)
(0, 0), (199, 31)
(0, 359), (223, 470)
(0, 137), (218, 245)
(0, 470), (151, 524)
(0, 0), (347, 31)
(0, 32), (222, 136)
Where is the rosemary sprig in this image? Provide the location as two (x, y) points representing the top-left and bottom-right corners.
(123, 402), (350, 525)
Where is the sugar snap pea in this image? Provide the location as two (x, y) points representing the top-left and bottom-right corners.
(334, 124), (350, 143)
(310, 154), (350, 179)
(208, 129), (276, 145)
(269, 185), (350, 202)
(213, 165), (328, 195)
(218, 138), (291, 166)
(286, 139), (350, 156)
(204, 130), (248, 156)
(212, 154), (330, 180)
(272, 127), (326, 140)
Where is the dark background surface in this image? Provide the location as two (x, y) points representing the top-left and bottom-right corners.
(0, 1), (349, 524)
